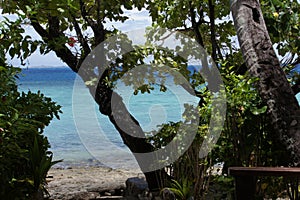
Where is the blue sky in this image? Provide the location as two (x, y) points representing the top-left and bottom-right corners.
(2, 9), (152, 67)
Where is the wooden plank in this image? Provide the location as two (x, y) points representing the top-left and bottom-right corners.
(229, 167), (300, 177)
(229, 167), (300, 199)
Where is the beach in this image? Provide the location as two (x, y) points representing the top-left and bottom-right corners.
(46, 166), (144, 200)
(18, 67), (181, 199)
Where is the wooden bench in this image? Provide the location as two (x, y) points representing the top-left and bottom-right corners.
(228, 167), (300, 200)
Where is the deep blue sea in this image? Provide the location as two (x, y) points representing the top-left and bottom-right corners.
(18, 67), (198, 169)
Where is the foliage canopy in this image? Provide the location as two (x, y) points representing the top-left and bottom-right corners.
(1, 0), (300, 198)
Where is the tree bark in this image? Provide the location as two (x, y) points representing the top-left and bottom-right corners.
(230, 0), (300, 165)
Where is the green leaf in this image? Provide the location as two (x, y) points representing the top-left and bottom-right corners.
(9, 48), (16, 58)
(251, 106), (267, 115)
(31, 41), (38, 53)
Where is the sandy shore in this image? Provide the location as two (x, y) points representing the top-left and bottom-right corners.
(46, 166), (143, 200)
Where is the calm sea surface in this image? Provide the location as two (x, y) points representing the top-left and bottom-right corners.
(18, 67), (198, 169)
(18, 66), (300, 169)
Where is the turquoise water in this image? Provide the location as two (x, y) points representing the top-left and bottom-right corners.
(19, 66), (300, 168)
(18, 67), (198, 168)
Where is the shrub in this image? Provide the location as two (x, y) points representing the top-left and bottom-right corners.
(0, 64), (62, 199)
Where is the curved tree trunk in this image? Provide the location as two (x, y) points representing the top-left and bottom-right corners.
(91, 70), (170, 190)
(29, 17), (167, 191)
(230, 0), (300, 165)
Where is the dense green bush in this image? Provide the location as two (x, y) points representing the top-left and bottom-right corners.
(148, 55), (292, 199)
(0, 64), (62, 199)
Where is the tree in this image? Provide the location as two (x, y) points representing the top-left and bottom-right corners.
(230, 0), (300, 165)
(0, 0), (170, 190)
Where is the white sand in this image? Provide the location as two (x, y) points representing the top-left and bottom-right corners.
(46, 166), (143, 200)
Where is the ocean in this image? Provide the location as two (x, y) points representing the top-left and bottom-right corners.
(18, 66), (300, 169)
(18, 66), (198, 169)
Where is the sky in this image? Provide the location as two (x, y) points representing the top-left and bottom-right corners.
(2, 5), (298, 67)
(2, 8), (152, 67)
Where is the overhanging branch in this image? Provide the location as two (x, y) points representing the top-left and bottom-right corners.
(30, 17), (78, 71)
(70, 13), (91, 59)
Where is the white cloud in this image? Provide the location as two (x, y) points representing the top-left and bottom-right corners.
(106, 8), (151, 32)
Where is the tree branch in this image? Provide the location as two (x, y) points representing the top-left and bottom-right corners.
(70, 13), (91, 59)
(30, 19), (49, 39)
(30, 17), (78, 71)
(208, 0), (217, 61)
(188, 1), (204, 47)
(188, 2), (219, 92)
(48, 15), (60, 37)
(79, 0), (96, 29)
(96, 0), (101, 26)
(216, 43), (223, 60)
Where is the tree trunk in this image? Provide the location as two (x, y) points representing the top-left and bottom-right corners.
(91, 70), (170, 190)
(30, 18), (167, 191)
(230, 0), (300, 165)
